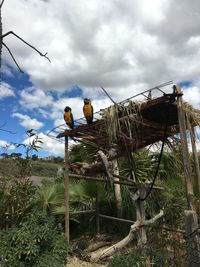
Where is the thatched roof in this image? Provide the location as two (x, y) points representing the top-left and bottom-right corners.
(56, 94), (200, 155)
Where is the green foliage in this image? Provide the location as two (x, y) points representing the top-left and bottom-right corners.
(108, 248), (169, 267)
(0, 175), (35, 228)
(0, 212), (68, 267)
(69, 143), (98, 163)
(161, 178), (186, 226)
(32, 180), (64, 214)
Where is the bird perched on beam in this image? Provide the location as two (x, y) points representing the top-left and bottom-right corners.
(64, 106), (74, 129)
(83, 98), (93, 124)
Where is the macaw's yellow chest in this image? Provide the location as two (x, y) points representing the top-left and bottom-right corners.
(84, 104), (92, 117)
(64, 111), (71, 123)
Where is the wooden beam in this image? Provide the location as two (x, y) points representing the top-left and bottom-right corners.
(176, 87), (194, 210)
(190, 126), (200, 196)
(99, 214), (135, 224)
(69, 173), (139, 187)
(70, 210), (96, 216)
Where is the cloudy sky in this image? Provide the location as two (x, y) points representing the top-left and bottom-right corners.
(1, 0), (200, 156)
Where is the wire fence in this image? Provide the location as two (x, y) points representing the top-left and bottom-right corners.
(146, 225), (200, 266)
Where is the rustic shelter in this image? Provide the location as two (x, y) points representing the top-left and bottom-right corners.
(51, 82), (200, 264)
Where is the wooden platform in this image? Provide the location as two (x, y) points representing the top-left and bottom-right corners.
(56, 93), (200, 157)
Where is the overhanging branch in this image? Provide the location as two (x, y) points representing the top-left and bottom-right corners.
(0, 0), (5, 8)
(2, 31), (51, 62)
(2, 42), (24, 73)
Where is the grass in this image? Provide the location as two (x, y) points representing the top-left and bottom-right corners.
(0, 159), (62, 178)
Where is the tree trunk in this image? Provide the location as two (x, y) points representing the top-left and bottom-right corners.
(109, 149), (123, 218)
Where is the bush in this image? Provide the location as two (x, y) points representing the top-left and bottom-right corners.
(0, 212), (68, 267)
(108, 248), (169, 267)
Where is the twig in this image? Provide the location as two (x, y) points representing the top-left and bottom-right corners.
(100, 86), (116, 104)
(2, 31), (51, 62)
(2, 42), (24, 73)
(0, 0), (5, 8)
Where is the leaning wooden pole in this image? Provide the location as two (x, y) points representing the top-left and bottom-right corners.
(64, 136), (70, 242)
(190, 126), (200, 196)
(176, 86), (194, 210)
(175, 86), (200, 267)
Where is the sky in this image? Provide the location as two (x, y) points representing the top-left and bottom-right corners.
(1, 0), (200, 157)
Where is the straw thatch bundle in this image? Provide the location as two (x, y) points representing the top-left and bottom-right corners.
(102, 101), (143, 144)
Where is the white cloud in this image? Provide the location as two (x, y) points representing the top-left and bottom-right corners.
(183, 86), (200, 109)
(0, 140), (15, 150)
(18, 86), (114, 127)
(1, 65), (14, 77)
(23, 132), (65, 155)
(0, 82), (15, 99)
(3, 0), (200, 99)
(19, 87), (53, 109)
(12, 113), (44, 130)
(2, 0), (200, 157)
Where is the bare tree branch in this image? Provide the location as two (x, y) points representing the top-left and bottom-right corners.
(0, 0), (5, 8)
(2, 31), (51, 62)
(93, 209), (164, 260)
(0, 122), (6, 128)
(2, 42), (24, 73)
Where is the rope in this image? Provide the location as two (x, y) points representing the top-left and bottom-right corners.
(139, 95), (174, 201)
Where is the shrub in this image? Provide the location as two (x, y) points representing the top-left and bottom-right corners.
(108, 248), (169, 267)
(0, 212), (68, 267)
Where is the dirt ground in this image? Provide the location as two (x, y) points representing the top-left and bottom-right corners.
(67, 256), (107, 267)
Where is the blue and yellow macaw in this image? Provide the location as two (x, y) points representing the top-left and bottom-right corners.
(64, 106), (74, 129)
(83, 98), (93, 124)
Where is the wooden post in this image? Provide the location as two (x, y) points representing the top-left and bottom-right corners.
(176, 87), (194, 210)
(96, 181), (100, 235)
(136, 185), (147, 246)
(109, 148), (123, 218)
(190, 126), (200, 197)
(64, 136), (69, 242)
(185, 210), (200, 267)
